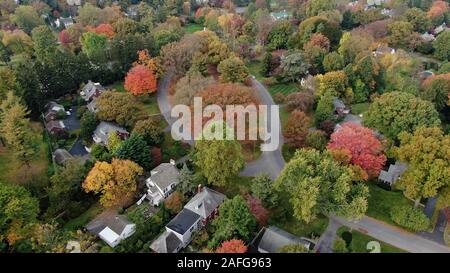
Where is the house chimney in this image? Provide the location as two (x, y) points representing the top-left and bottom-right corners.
(198, 184), (203, 193)
(170, 159), (176, 165)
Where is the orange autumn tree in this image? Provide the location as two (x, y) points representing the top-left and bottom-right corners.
(427, 0), (449, 19)
(133, 49), (163, 77)
(327, 122), (386, 178)
(82, 159), (143, 207)
(124, 64), (158, 95)
(215, 239), (248, 253)
(86, 23), (115, 39)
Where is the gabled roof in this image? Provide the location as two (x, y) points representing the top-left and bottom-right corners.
(93, 121), (128, 144)
(53, 148), (73, 165)
(150, 231), (183, 253)
(332, 97), (346, 109)
(148, 162), (180, 190)
(166, 208), (201, 235)
(86, 215), (134, 236)
(251, 226), (314, 253)
(81, 80), (105, 100)
(46, 120), (66, 131)
(378, 161), (408, 185)
(184, 187), (226, 219)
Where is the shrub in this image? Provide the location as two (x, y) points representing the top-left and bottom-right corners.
(332, 237), (348, 253)
(274, 92), (286, 104)
(390, 206), (430, 232)
(305, 130), (328, 151)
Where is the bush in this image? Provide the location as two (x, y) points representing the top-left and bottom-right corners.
(305, 130), (328, 151)
(274, 92), (286, 104)
(390, 206), (430, 232)
(332, 237), (348, 253)
(341, 231), (352, 246)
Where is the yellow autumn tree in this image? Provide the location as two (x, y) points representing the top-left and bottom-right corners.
(83, 159), (143, 207)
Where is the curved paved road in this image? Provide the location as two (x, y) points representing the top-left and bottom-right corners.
(157, 75), (285, 179)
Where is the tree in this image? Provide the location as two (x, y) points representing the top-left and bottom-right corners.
(159, 34), (202, 77)
(178, 164), (196, 195)
(0, 92), (38, 166)
(250, 174), (278, 208)
(278, 244), (309, 253)
(80, 32), (108, 60)
(114, 134), (153, 170)
(31, 26), (57, 63)
(284, 110), (311, 148)
(323, 52), (345, 72)
(0, 182), (39, 243)
(209, 195), (257, 248)
(363, 92), (441, 140)
(338, 31), (373, 65)
(173, 72), (214, 106)
(217, 56), (249, 83)
(194, 126), (244, 187)
(314, 92), (334, 125)
(164, 191), (184, 214)
(80, 111), (98, 142)
(83, 159), (143, 207)
(285, 92), (315, 112)
(405, 8), (431, 33)
(420, 78), (449, 111)
(305, 0), (337, 17)
(246, 195), (269, 227)
(254, 9), (274, 45)
(86, 24), (115, 39)
(215, 239), (248, 253)
(10, 5), (44, 34)
(332, 237), (348, 253)
(305, 130), (328, 151)
(96, 92), (141, 127)
(316, 70), (349, 99)
(275, 149), (369, 223)
(124, 65), (157, 96)
(199, 83), (258, 108)
(390, 206), (430, 232)
(107, 132), (123, 154)
(427, 0), (449, 25)
(294, 16), (341, 48)
(2, 29), (33, 56)
(393, 127), (450, 208)
(278, 51), (310, 83)
(267, 20), (293, 50)
(327, 122), (386, 178)
(387, 21), (414, 50)
(433, 31), (450, 61)
(132, 119), (164, 146)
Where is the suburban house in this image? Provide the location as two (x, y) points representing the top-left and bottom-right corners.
(55, 17), (74, 28)
(92, 121), (129, 145)
(249, 226), (315, 253)
(150, 186), (226, 253)
(378, 161), (408, 186)
(87, 99), (98, 113)
(86, 215), (136, 248)
(80, 80), (106, 102)
(270, 10), (289, 21)
(421, 32), (436, 42)
(45, 120), (67, 136)
(333, 97), (350, 117)
(44, 101), (65, 122)
(372, 44), (396, 57)
(53, 148), (73, 165)
(145, 160), (180, 206)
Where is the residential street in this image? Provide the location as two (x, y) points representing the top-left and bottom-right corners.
(332, 216), (450, 253)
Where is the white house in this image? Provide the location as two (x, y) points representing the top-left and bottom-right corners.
(80, 80), (106, 102)
(145, 160), (180, 206)
(92, 121), (129, 145)
(150, 186), (225, 253)
(86, 215), (136, 248)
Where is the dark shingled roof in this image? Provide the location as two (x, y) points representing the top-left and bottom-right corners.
(250, 226), (314, 253)
(150, 231), (183, 253)
(166, 208), (200, 235)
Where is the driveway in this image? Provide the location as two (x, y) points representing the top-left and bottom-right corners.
(64, 106), (80, 131)
(315, 218), (341, 253)
(332, 216), (450, 253)
(69, 139), (89, 157)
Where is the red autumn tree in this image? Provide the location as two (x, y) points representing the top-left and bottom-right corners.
(124, 65), (158, 96)
(327, 122), (386, 178)
(216, 239), (248, 253)
(86, 23), (115, 39)
(305, 33), (330, 51)
(246, 195), (269, 227)
(427, 1), (449, 19)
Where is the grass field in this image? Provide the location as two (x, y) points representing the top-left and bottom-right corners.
(366, 182), (414, 226)
(0, 122), (50, 185)
(214, 176), (254, 198)
(247, 60), (265, 81)
(184, 23), (203, 33)
(268, 82), (300, 96)
(63, 203), (103, 231)
(337, 226), (407, 253)
(108, 81), (126, 93)
(138, 95), (160, 116)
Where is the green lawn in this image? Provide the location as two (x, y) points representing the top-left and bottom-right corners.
(247, 60), (265, 81)
(268, 82), (300, 96)
(184, 23), (203, 33)
(213, 176), (254, 198)
(351, 103), (370, 115)
(138, 94), (160, 116)
(366, 183), (414, 226)
(275, 213), (329, 239)
(63, 203), (103, 231)
(108, 81), (126, 92)
(337, 227), (407, 253)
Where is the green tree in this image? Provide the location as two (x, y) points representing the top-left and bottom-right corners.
(433, 31), (450, 61)
(390, 205), (430, 231)
(275, 149), (369, 223)
(107, 132), (123, 154)
(80, 111), (98, 142)
(250, 174), (278, 208)
(10, 5), (44, 34)
(363, 92), (441, 140)
(314, 92), (334, 125)
(420, 78), (449, 111)
(267, 20), (293, 50)
(405, 8), (431, 33)
(209, 195), (257, 248)
(31, 26), (57, 63)
(305, 0), (337, 17)
(194, 123), (244, 187)
(393, 127), (450, 208)
(114, 133), (152, 170)
(323, 51), (345, 72)
(387, 21), (414, 49)
(132, 118), (164, 146)
(80, 32), (108, 60)
(278, 51), (310, 83)
(178, 163), (196, 195)
(332, 237), (348, 253)
(217, 56), (249, 83)
(0, 92), (38, 166)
